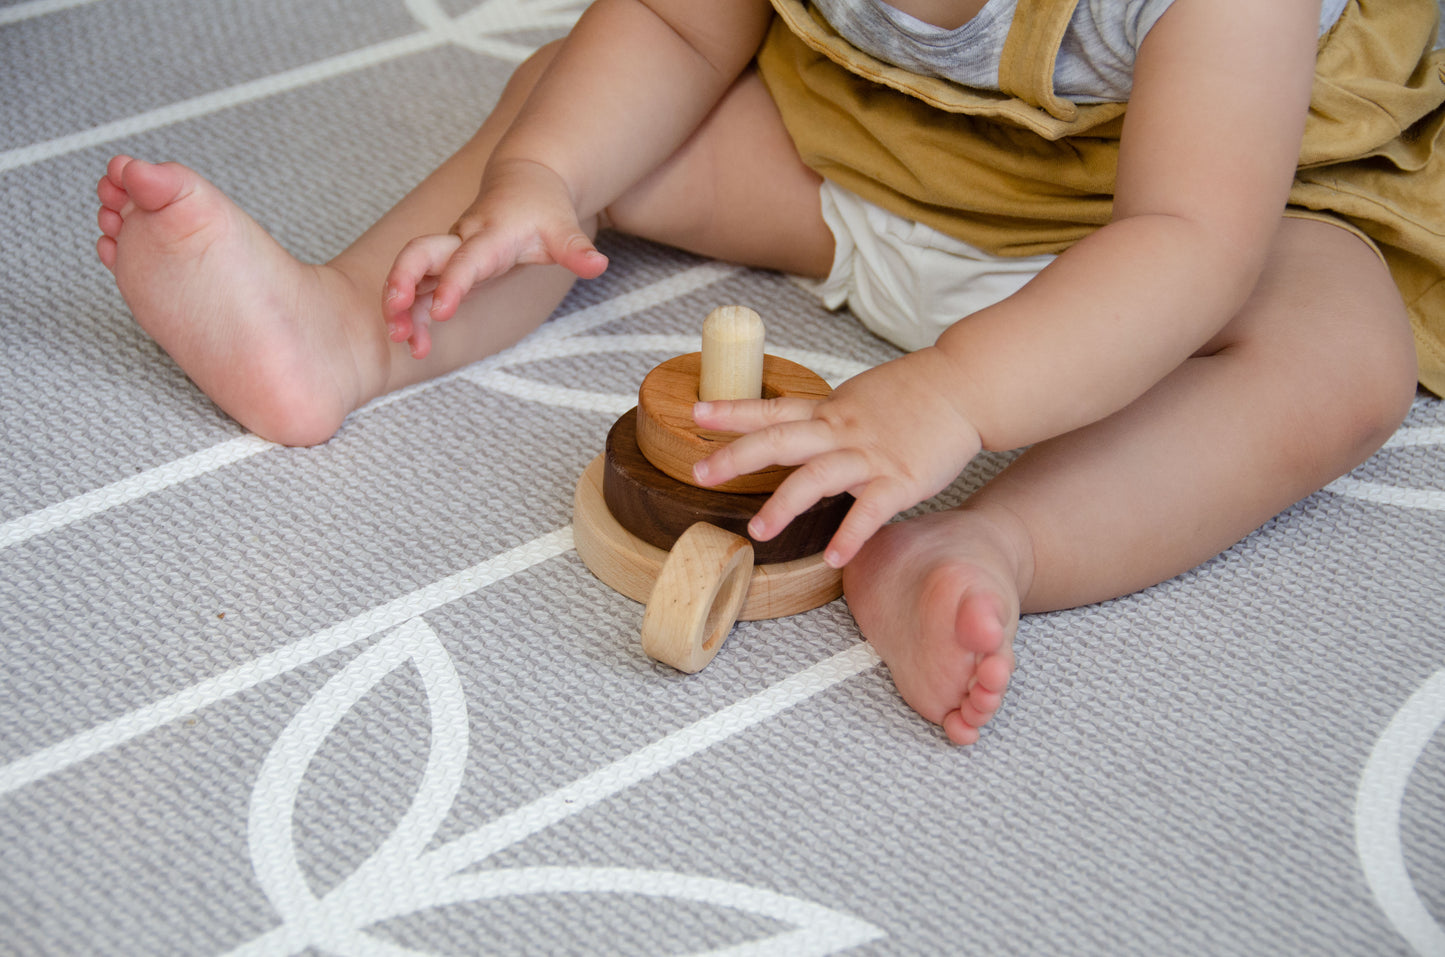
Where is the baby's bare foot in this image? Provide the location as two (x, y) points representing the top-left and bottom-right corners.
(96, 156), (387, 445)
(843, 508), (1030, 745)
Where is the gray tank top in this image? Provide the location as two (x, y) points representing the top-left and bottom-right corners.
(810, 0), (1351, 103)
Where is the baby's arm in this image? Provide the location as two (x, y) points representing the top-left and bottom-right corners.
(935, 0), (1321, 447)
(384, 0), (774, 354)
(697, 0), (1323, 565)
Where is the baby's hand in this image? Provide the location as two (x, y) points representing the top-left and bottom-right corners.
(382, 158), (608, 358)
(692, 348), (983, 567)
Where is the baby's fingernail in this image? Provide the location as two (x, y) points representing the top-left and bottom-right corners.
(824, 548), (843, 568)
(693, 460), (710, 482)
(748, 517), (765, 539)
(384, 284), (399, 302)
(693, 402), (713, 420)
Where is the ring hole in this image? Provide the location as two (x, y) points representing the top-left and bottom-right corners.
(700, 555), (752, 653)
(690, 380), (782, 403)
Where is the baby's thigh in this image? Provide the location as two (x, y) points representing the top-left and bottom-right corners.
(602, 70), (834, 278)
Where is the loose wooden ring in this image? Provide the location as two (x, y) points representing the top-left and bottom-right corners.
(640, 523), (755, 673)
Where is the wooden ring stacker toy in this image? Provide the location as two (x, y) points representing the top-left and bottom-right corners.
(635, 352), (832, 494)
(573, 305), (850, 673)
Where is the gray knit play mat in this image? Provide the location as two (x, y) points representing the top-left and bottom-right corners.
(2, 1), (1443, 953)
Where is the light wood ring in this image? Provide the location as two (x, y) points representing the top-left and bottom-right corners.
(635, 352), (832, 494)
(640, 523), (754, 673)
(573, 456), (842, 622)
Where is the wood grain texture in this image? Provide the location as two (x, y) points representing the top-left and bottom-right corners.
(603, 408), (850, 564)
(699, 305), (765, 402)
(573, 456), (843, 621)
(639, 522), (754, 673)
(635, 352), (833, 493)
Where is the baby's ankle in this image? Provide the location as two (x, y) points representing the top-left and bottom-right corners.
(957, 503), (1035, 609)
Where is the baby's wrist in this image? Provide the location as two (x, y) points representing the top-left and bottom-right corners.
(909, 344), (986, 455)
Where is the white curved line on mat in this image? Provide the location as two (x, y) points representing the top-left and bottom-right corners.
(437, 868), (884, 956)
(1325, 480), (1445, 512)
(229, 642), (882, 956)
(405, 0), (583, 34)
(0, 32), (446, 174)
(406, 0), (587, 58)
(458, 333), (872, 411)
(0, 434), (274, 549)
(1, 0), (590, 172)
(336, 867), (885, 957)
(421, 644), (879, 874)
(248, 620), (469, 927)
(1326, 426), (1445, 511)
(466, 370), (635, 413)
(0, 263), (741, 550)
(489, 333), (871, 386)
(0, 0), (102, 26)
(1355, 669), (1445, 956)
(0, 529), (572, 798)
(1384, 426), (1445, 449)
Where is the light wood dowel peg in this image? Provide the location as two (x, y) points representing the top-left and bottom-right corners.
(699, 305), (765, 402)
(641, 522), (755, 673)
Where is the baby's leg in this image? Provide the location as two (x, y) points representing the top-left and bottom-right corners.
(97, 44), (579, 446)
(599, 69), (835, 280)
(846, 218), (1419, 744)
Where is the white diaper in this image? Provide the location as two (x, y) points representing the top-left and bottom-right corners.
(794, 180), (1057, 352)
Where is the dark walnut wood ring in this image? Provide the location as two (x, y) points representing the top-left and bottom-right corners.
(603, 408), (851, 565)
(635, 352), (833, 494)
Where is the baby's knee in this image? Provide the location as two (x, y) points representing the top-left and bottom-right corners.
(1309, 299), (1418, 466)
(1362, 325), (1419, 433)
(1276, 223), (1419, 452)
(1344, 296), (1417, 430)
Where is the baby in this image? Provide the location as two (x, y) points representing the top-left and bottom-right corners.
(96, 0), (1444, 743)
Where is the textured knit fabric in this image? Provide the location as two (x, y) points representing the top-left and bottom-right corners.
(3, 2), (1444, 953)
(811, 0), (1349, 102)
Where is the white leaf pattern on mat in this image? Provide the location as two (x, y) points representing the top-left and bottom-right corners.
(404, 0), (589, 60)
(1326, 427), (1445, 511)
(237, 623), (884, 955)
(246, 619), (470, 952)
(1355, 669), (1445, 956)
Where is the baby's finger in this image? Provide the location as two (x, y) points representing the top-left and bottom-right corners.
(430, 232), (522, 321)
(385, 234), (462, 320)
(542, 227), (609, 280)
(408, 310), (434, 360)
(388, 309), (413, 344)
(745, 448), (872, 543)
(692, 396), (820, 433)
(821, 476), (915, 567)
(692, 415), (837, 487)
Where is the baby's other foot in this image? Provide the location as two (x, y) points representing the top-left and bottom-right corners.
(843, 508), (1030, 745)
(97, 156), (386, 445)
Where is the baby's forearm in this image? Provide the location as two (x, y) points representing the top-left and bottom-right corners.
(487, 0), (771, 219)
(934, 212), (1271, 452)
